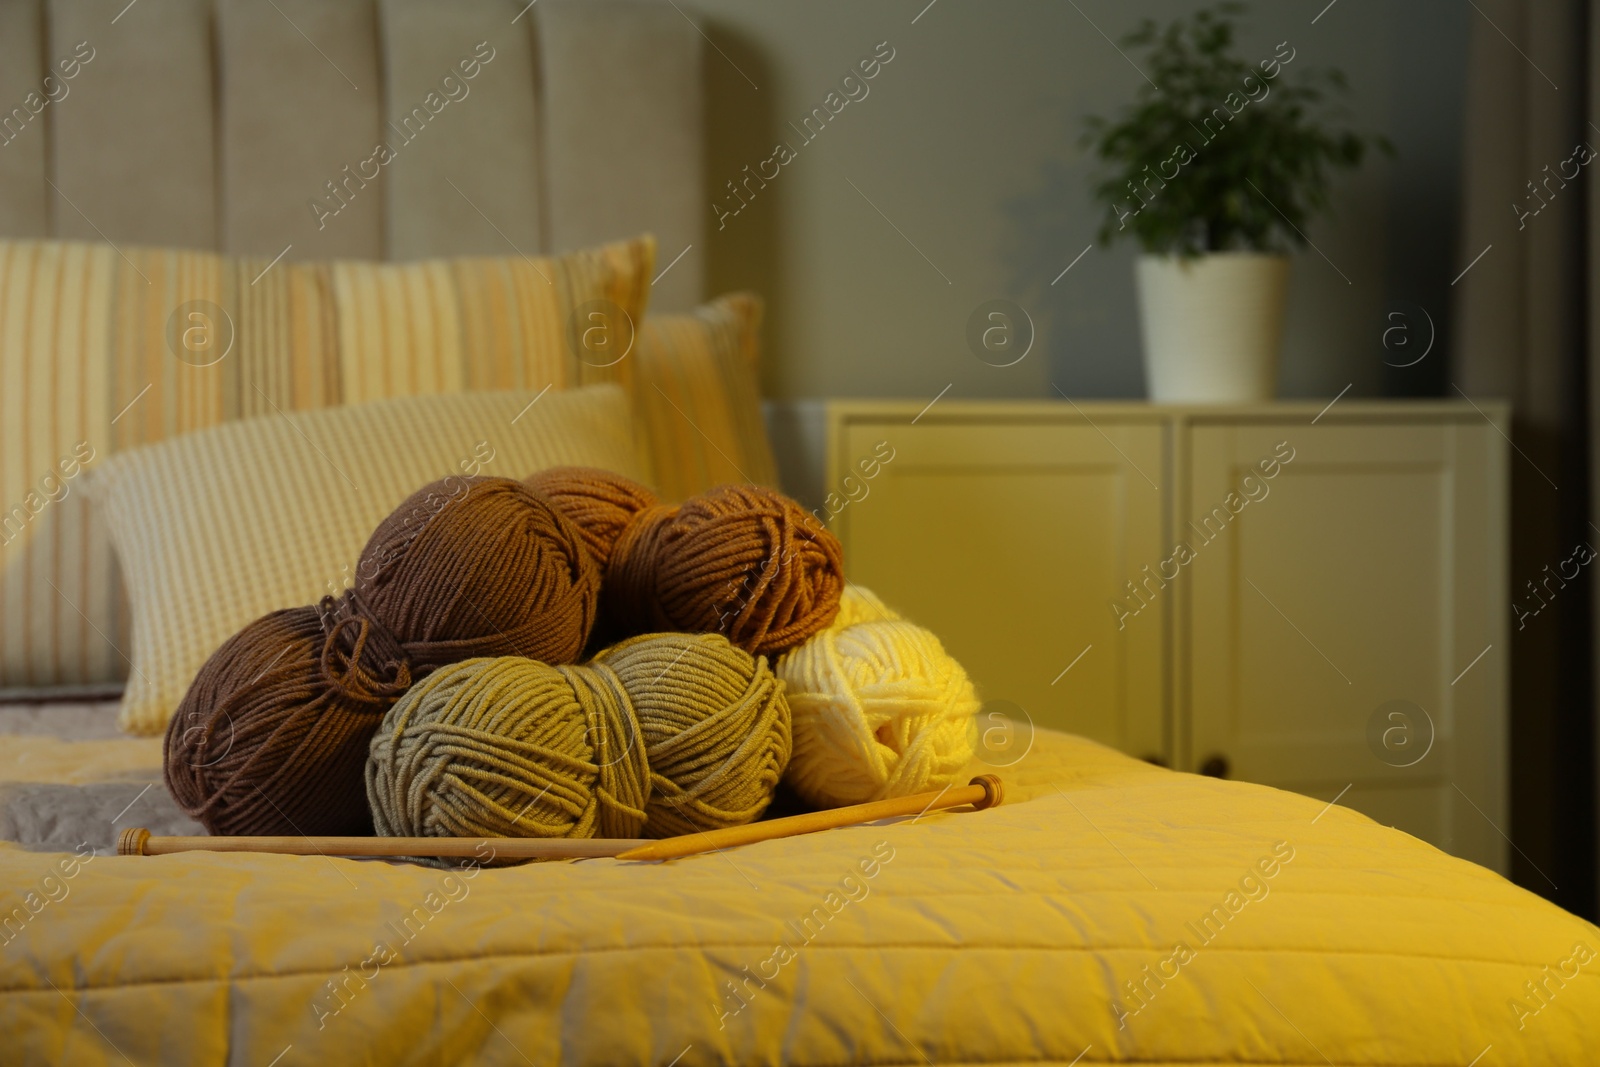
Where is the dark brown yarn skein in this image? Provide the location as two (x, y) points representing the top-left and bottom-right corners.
(165, 604), (410, 836)
(164, 475), (601, 836)
(526, 467), (844, 657)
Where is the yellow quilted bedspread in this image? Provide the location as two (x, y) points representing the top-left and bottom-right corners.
(2, 728), (1596, 1065)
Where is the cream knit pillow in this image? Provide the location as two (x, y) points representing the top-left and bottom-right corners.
(94, 385), (644, 735)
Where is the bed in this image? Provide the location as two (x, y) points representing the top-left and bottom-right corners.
(2, 1), (1598, 1063)
(3, 700), (1597, 1065)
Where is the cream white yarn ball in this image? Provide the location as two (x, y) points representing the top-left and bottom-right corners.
(829, 583), (897, 628)
(775, 585), (980, 807)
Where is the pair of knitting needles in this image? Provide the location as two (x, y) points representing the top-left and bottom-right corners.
(119, 775), (1003, 862)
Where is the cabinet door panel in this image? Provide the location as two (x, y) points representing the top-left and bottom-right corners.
(834, 419), (1166, 757)
(1186, 422), (1506, 872)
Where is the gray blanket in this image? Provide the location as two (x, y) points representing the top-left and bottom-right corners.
(0, 700), (204, 853)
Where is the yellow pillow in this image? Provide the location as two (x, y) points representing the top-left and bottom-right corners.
(327, 240), (654, 403)
(0, 235), (655, 693)
(93, 386), (644, 735)
(628, 293), (779, 501)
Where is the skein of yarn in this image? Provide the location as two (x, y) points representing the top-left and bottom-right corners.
(775, 585), (980, 808)
(164, 475), (601, 836)
(525, 467), (844, 657)
(366, 632), (791, 840)
(165, 605), (410, 836)
(354, 475), (599, 670)
(528, 465), (660, 570)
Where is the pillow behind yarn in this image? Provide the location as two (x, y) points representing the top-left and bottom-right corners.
(97, 386), (643, 734)
(776, 585), (980, 808)
(366, 633), (790, 841)
(629, 293), (780, 501)
(164, 476), (602, 836)
(525, 467), (844, 658)
(0, 234), (654, 696)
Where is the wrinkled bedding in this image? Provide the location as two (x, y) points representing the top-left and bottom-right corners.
(1, 702), (1596, 1066)
(0, 702), (200, 853)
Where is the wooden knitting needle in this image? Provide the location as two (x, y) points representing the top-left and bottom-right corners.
(117, 775), (1004, 862)
(117, 827), (641, 860)
(614, 774), (1004, 862)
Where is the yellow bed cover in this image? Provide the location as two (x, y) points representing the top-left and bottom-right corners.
(1, 728), (1596, 1065)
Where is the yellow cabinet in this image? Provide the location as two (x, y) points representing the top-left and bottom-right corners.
(829, 406), (1167, 760)
(1184, 417), (1508, 873)
(826, 400), (1509, 873)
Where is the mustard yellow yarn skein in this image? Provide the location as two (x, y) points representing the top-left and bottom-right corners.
(775, 585), (979, 807)
(366, 632), (790, 840)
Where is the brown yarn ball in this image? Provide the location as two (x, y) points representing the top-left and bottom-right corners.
(525, 468), (844, 657)
(164, 604), (410, 836)
(165, 475), (601, 836)
(353, 475), (600, 669)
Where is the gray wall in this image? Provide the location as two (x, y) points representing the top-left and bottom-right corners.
(692, 0), (1468, 408)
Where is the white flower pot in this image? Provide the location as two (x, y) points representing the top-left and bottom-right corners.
(1135, 252), (1290, 402)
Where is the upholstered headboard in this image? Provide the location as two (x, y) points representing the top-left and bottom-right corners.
(0, 0), (703, 309)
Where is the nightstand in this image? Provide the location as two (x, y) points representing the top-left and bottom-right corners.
(824, 399), (1510, 873)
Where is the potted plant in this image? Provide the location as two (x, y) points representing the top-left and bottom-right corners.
(1082, 3), (1390, 402)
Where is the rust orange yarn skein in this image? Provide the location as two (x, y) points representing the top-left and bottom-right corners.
(525, 467), (844, 657)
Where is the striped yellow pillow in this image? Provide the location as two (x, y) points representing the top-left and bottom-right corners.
(0, 239), (337, 692)
(328, 239), (654, 404)
(0, 235), (655, 694)
(94, 386), (644, 735)
(322, 279), (779, 501)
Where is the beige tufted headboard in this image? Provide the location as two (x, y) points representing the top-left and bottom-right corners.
(0, 0), (704, 310)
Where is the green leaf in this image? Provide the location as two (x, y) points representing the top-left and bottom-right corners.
(1080, 1), (1390, 255)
